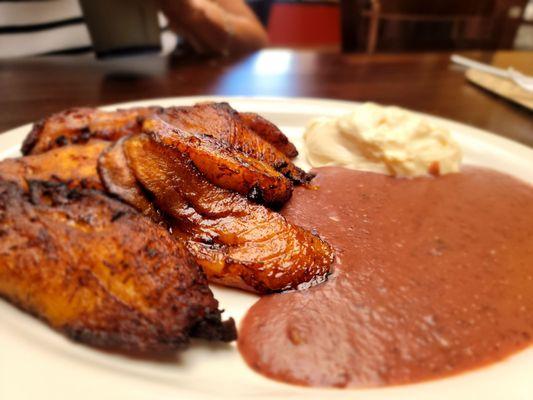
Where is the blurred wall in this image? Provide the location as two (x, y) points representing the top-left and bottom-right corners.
(267, 1), (340, 47)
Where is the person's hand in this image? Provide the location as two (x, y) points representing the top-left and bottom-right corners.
(158, 0), (268, 56)
(160, 0), (209, 53)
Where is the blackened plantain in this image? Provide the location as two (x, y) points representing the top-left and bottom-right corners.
(22, 106), (162, 155)
(0, 179), (236, 352)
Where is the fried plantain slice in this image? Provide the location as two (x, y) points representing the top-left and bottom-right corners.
(98, 137), (161, 222)
(161, 102), (312, 184)
(143, 115), (293, 206)
(0, 179), (236, 352)
(238, 111), (298, 158)
(21, 103), (311, 186)
(123, 134), (334, 294)
(0, 140), (108, 191)
(22, 106), (162, 155)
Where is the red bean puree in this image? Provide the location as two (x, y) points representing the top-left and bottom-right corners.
(238, 166), (533, 388)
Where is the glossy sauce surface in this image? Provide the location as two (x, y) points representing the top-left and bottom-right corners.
(238, 167), (533, 387)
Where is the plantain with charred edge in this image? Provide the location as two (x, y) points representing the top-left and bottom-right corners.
(0, 140), (108, 191)
(143, 116), (294, 206)
(161, 103), (312, 183)
(238, 111), (298, 158)
(22, 106), (162, 155)
(0, 179), (236, 352)
(21, 103), (312, 189)
(98, 136), (162, 222)
(123, 134), (334, 294)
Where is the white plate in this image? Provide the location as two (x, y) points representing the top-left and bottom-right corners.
(1, 96), (532, 400)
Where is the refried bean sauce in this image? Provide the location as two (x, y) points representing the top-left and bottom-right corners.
(238, 166), (533, 388)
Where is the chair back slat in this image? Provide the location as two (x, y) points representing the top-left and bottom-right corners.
(376, 0), (495, 16)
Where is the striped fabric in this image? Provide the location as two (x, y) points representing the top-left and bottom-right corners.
(0, 0), (92, 57)
(0, 0), (177, 58)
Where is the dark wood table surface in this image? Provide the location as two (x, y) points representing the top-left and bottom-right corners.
(0, 49), (531, 147)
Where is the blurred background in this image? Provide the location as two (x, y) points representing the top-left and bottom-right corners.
(2, 0), (532, 58)
(1, 0), (531, 138)
(261, 0), (533, 52)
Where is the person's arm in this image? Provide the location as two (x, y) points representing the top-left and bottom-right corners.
(158, 0), (269, 55)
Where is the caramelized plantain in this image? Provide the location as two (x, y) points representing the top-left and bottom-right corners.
(0, 140), (108, 191)
(98, 137), (161, 222)
(0, 179), (236, 352)
(144, 116), (293, 206)
(21, 103), (311, 191)
(123, 135), (334, 293)
(161, 103), (312, 183)
(22, 106), (162, 155)
(239, 111), (298, 158)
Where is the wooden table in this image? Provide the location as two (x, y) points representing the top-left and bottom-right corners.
(0, 49), (531, 147)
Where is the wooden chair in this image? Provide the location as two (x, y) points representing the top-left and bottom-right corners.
(341, 0), (529, 53)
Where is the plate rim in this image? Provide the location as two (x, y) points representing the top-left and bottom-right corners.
(1, 95), (532, 400)
(1, 95), (531, 158)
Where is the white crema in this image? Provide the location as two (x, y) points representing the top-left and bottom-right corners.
(303, 103), (462, 177)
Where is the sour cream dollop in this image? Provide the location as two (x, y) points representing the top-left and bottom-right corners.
(303, 103), (462, 177)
